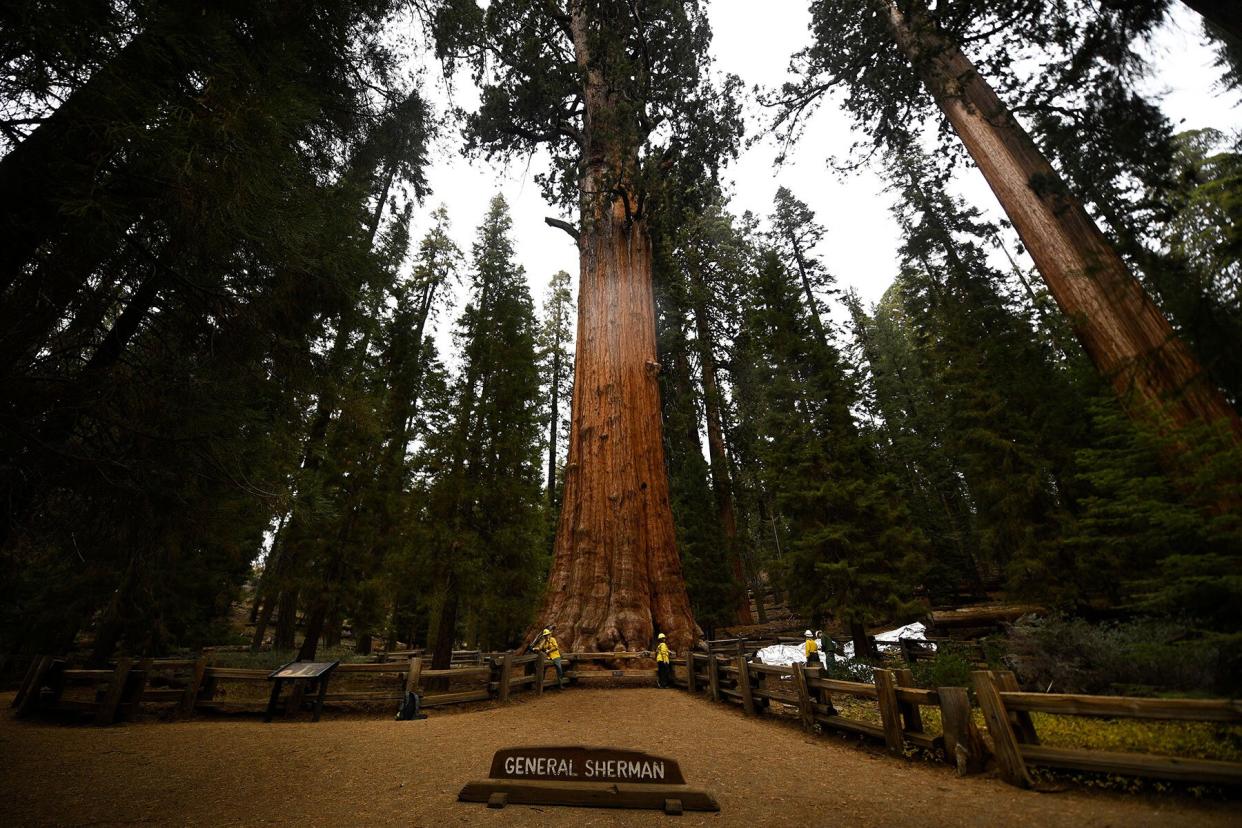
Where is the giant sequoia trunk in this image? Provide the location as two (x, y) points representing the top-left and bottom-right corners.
(535, 9), (698, 655)
(884, 1), (1242, 447)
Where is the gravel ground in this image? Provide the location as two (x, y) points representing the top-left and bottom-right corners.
(1, 688), (1237, 827)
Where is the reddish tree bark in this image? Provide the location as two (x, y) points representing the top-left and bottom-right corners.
(535, 7), (698, 655)
(884, 1), (1242, 447)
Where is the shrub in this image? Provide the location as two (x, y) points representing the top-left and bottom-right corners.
(1003, 615), (1227, 695)
(911, 647), (974, 689)
(822, 657), (875, 683)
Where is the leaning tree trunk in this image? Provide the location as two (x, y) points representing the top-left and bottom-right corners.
(535, 8), (698, 655)
(884, 1), (1242, 449)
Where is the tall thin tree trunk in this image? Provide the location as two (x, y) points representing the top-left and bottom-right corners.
(547, 345), (562, 505)
(429, 572), (459, 691)
(689, 279), (753, 625)
(297, 601), (327, 661)
(251, 595), (275, 652)
(536, 7), (698, 654)
(274, 589), (297, 650)
(849, 620), (874, 661)
(884, 0), (1241, 449)
(789, 241), (829, 350)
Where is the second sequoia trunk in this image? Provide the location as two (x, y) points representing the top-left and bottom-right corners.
(884, 0), (1241, 447)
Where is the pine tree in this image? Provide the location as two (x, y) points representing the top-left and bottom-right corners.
(736, 241), (925, 656)
(536, 270), (575, 512)
(425, 196), (545, 667)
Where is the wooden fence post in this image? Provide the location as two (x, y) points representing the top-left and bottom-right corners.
(686, 655), (698, 693)
(708, 654), (721, 702)
(894, 668), (924, 734)
(938, 686), (987, 775)
(95, 657), (132, 725)
(972, 670), (1033, 788)
(497, 651), (513, 703)
(534, 652), (545, 696)
(405, 656), (423, 695)
(179, 656), (207, 717)
(12, 656), (41, 710)
(125, 660), (152, 722)
(735, 655), (755, 715)
(792, 664), (815, 732)
(995, 671), (1039, 744)
(874, 669), (906, 756)
(15, 655), (53, 717)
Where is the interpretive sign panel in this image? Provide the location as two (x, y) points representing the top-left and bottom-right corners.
(265, 660), (339, 722)
(459, 745), (718, 814)
(269, 661), (337, 680)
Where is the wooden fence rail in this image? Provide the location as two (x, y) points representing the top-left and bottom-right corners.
(670, 653), (987, 773)
(10, 651), (658, 723)
(13, 650), (1239, 791)
(972, 670), (1242, 788)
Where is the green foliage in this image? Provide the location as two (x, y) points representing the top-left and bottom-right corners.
(1005, 615), (1233, 695)
(911, 648), (974, 690)
(536, 269), (574, 514)
(422, 195), (547, 649)
(422, 0), (741, 210)
(1029, 712), (1242, 767)
(653, 201), (742, 631)
(733, 209), (926, 634)
(0, 0), (433, 657)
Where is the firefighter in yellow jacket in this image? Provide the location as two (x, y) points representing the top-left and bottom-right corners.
(655, 633), (672, 688)
(539, 626), (565, 688)
(803, 629), (821, 667)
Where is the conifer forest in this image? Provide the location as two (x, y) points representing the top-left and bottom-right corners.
(2, 0), (1241, 697)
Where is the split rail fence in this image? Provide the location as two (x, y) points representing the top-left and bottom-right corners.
(972, 670), (1242, 787)
(9, 650), (650, 724)
(670, 653), (986, 773)
(669, 655), (1242, 789)
(10, 649), (1239, 790)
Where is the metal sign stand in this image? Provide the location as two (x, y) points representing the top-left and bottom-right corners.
(264, 660), (339, 722)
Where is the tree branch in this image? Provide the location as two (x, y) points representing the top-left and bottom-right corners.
(545, 216), (580, 242)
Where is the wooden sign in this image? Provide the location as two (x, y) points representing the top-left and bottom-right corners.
(459, 745), (718, 815)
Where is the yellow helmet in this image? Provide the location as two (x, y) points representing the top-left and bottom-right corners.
(657, 633), (666, 639)
(542, 628), (551, 636)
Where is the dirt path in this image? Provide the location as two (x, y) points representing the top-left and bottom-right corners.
(1, 688), (1236, 826)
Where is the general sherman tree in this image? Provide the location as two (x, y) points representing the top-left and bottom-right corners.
(778, 0), (1241, 459)
(423, 0), (740, 652)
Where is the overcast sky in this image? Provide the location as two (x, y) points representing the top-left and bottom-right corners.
(407, 3), (1241, 343)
